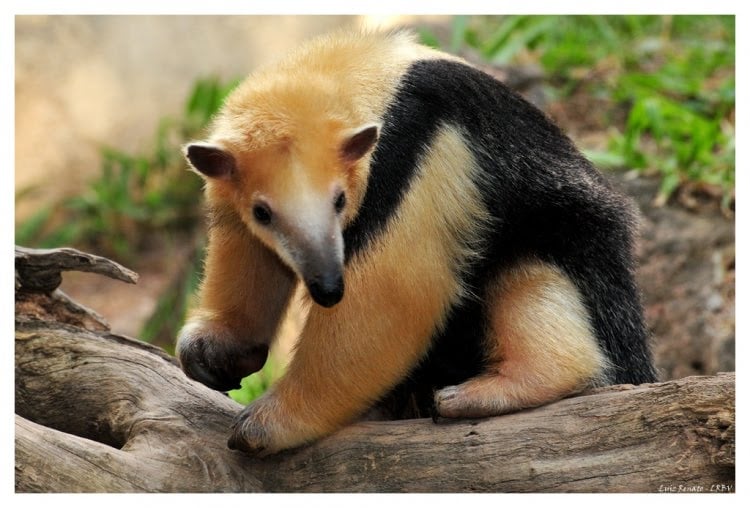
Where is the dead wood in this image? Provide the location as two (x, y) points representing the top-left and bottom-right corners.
(14, 246), (735, 493)
(15, 245), (138, 291)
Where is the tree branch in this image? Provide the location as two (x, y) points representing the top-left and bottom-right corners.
(14, 247), (735, 492)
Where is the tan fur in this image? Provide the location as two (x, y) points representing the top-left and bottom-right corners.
(435, 260), (608, 418)
(211, 31), (460, 150)
(184, 202), (297, 346)
(205, 31), (464, 237)
(191, 30), (468, 350)
(251, 125), (491, 450)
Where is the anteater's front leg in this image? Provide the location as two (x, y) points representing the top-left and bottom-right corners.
(177, 213), (296, 392)
(228, 247), (460, 455)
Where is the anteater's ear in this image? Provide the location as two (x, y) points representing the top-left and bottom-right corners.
(184, 143), (236, 179)
(340, 123), (380, 163)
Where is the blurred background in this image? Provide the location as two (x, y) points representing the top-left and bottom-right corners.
(15, 15), (735, 403)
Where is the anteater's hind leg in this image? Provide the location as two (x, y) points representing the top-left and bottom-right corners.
(435, 259), (608, 418)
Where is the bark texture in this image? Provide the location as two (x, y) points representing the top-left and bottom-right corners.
(14, 246), (735, 493)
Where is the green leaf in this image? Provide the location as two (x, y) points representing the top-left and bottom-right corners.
(490, 17), (558, 65)
(228, 359), (282, 405)
(582, 149), (626, 169)
(15, 206), (53, 245)
(480, 15), (530, 59)
(450, 15), (470, 52)
(417, 27), (441, 49)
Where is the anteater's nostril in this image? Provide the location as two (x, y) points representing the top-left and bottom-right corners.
(307, 274), (344, 308)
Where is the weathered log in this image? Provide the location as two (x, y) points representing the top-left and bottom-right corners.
(14, 247), (735, 493)
(15, 246), (138, 291)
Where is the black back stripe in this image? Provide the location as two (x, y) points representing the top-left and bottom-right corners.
(343, 76), (442, 260)
(343, 58), (577, 261)
(345, 58), (655, 394)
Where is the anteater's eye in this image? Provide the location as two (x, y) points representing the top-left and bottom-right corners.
(253, 204), (273, 225)
(334, 191), (346, 214)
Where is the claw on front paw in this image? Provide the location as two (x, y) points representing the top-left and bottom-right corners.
(228, 404), (272, 456)
(434, 385), (461, 418)
(228, 426), (268, 455)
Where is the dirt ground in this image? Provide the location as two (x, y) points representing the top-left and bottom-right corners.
(616, 174), (734, 380)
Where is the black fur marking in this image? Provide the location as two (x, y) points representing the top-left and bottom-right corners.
(343, 90), (441, 258)
(351, 60), (657, 416)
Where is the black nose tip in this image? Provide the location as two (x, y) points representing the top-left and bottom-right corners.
(307, 274), (344, 308)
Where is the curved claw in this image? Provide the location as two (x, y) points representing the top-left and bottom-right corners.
(228, 403), (272, 456)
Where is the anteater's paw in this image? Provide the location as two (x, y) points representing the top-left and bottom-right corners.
(434, 383), (513, 419)
(176, 320), (268, 392)
(228, 405), (271, 455)
(434, 385), (465, 418)
(228, 394), (291, 456)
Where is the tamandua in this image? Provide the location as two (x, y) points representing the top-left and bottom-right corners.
(176, 30), (657, 455)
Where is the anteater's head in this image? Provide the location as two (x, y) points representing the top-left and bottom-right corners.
(185, 79), (380, 308)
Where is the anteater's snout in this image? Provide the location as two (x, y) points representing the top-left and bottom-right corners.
(307, 272), (344, 308)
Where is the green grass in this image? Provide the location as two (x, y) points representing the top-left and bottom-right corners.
(421, 15), (735, 209)
(228, 357), (284, 406)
